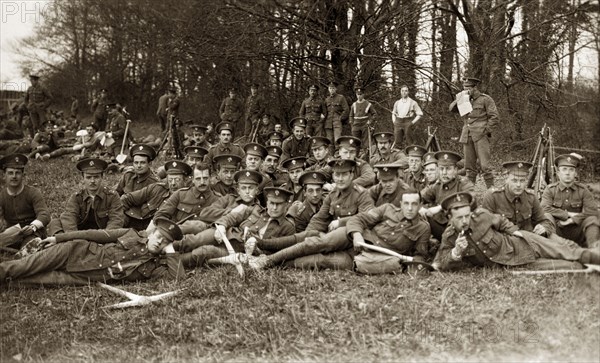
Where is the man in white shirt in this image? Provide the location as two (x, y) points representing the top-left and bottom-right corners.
(391, 85), (423, 148)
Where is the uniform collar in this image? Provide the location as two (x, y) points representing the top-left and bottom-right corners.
(135, 170), (153, 183)
(441, 177), (457, 188)
(192, 187), (212, 198)
(503, 187), (522, 202)
(558, 181), (576, 191)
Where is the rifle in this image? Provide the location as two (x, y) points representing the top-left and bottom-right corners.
(425, 126), (441, 152)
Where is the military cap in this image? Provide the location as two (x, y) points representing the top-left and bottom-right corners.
(99, 88), (108, 93)
(309, 136), (331, 149)
(234, 169), (263, 185)
(289, 117), (307, 130)
(76, 158), (108, 174)
(154, 217), (183, 243)
(555, 154), (580, 168)
(336, 136), (361, 150)
(328, 158), (357, 172)
(434, 151), (462, 167)
(29, 73), (40, 79)
(213, 154), (241, 169)
(0, 154), (28, 170)
(423, 152), (437, 166)
(264, 187), (294, 203)
(441, 192), (473, 211)
(502, 161), (532, 177)
(164, 160), (193, 176)
(354, 87), (364, 95)
(282, 156), (307, 171)
(266, 145), (283, 158)
(105, 101), (118, 108)
(129, 144), (157, 161)
(268, 131), (284, 140)
(308, 84), (319, 91)
(405, 145), (427, 158)
(374, 164), (402, 180)
(462, 77), (481, 87)
(328, 81), (339, 88)
(244, 143), (268, 159)
(373, 132), (394, 143)
(184, 146), (209, 159)
(216, 122), (234, 134)
(299, 171), (327, 186)
(189, 124), (207, 133)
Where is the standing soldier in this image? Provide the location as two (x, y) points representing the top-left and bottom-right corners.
(391, 85), (423, 148)
(404, 145), (428, 192)
(369, 132), (409, 168)
(324, 82), (349, 144)
(24, 73), (53, 137)
(244, 83), (266, 138)
(116, 145), (159, 196)
(349, 87), (377, 155)
(156, 88), (170, 132)
(299, 84), (327, 137)
(204, 122), (245, 167)
(70, 96), (79, 119)
(105, 102), (128, 158)
(219, 88), (244, 139)
(281, 117), (311, 162)
(90, 89), (109, 131)
(166, 87), (180, 121)
(450, 77), (499, 188)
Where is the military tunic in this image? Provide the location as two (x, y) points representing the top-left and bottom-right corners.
(121, 182), (171, 223)
(154, 187), (219, 223)
(404, 169), (427, 192)
(420, 177), (475, 225)
(369, 179), (412, 207)
(287, 200), (321, 233)
(352, 158), (376, 188)
(299, 97), (327, 136)
(116, 169), (159, 196)
(204, 143), (245, 168)
(197, 195), (260, 224)
(281, 136), (311, 162)
(58, 187), (124, 233)
(324, 94), (349, 142)
(306, 184), (374, 232)
(369, 149), (409, 169)
(305, 158), (333, 181)
(211, 180), (237, 197)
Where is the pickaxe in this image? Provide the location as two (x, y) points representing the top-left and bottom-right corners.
(511, 264), (600, 276)
(211, 225), (245, 277)
(97, 282), (182, 309)
(354, 240), (436, 271)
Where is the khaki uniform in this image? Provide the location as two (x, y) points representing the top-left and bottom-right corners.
(307, 184), (374, 232)
(352, 158), (376, 188)
(0, 185), (50, 247)
(369, 149), (409, 169)
(281, 136), (311, 162)
(299, 97), (327, 137)
(244, 94), (266, 136)
(154, 187), (219, 223)
(24, 84), (52, 136)
(204, 143), (245, 168)
(404, 169), (427, 192)
(324, 94), (349, 143)
(369, 180), (412, 207)
(121, 182), (171, 229)
(116, 169), (159, 196)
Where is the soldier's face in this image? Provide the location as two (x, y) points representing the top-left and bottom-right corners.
(218, 167), (236, 185)
(245, 155), (262, 171)
(328, 86), (336, 95)
(274, 125), (282, 132)
(309, 88), (316, 97)
(289, 168), (304, 184)
(192, 132), (205, 143)
(377, 140), (391, 154)
(132, 156), (150, 175)
(339, 147), (357, 160)
(263, 155), (278, 173)
(557, 166), (577, 184)
(82, 172), (103, 193)
(505, 173), (528, 196)
(167, 174), (185, 192)
(408, 156), (422, 172)
(380, 177), (398, 195)
(267, 200), (288, 218)
(237, 182), (258, 203)
(312, 145), (329, 161)
(251, 88), (258, 96)
(401, 87), (409, 98)
(219, 130), (232, 144)
(449, 206), (472, 232)
(356, 93), (364, 101)
(269, 139), (282, 147)
(401, 193), (421, 220)
(147, 230), (167, 254)
(185, 156), (202, 167)
(463, 85), (475, 95)
(332, 170), (353, 190)
(439, 165), (457, 184)
(423, 164), (439, 183)
(85, 126), (95, 136)
(305, 184), (323, 205)
(193, 168), (210, 191)
(4, 168), (24, 188)
(293, 126), (305, 140)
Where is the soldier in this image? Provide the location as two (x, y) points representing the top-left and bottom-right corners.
(90, 88), (108, 131)
(404, 145), (428, 192)
(265, 131), (283, 148)
(219, 88), (244, 138)
(211, 154), (242, 197)
(47, 158), (123, 236)
(261, 145), (286, 187)
(0, 154), (50, 248)
(166, 87), (180, 122)
(116, 144), (159, 196)
(419, 151), (475, 241)
(243, 142), (274, 196)
(280, 157), (307, 202)
(105, 102), (128, 157)
(299, 84), (327, 137)
(336, 136), (376, 188)
(391, 85), (423, 148)
(24, 73), (53, 137)
(273, 123), (290, 140)
(29, 121), (62, 160)
(482, 161), (554, 238)
(350, 190), (432, 274)
(287, 171), (327, 233)
(369, 132), (409, 168)
(324, 82), (349, 143)
(203, 122), (245, 167)
(255, 115), (275, 145)
(433, 192), (600, 271)
(422, 152), (439, 185)
(70, 95), (79, 119)
(0, 218), (185, 285)
(249, 159), (375, 270)
(155, 146), (207, 181)
(305, 136), (333, 181)
(370, 164), (412, 207)
(450, 77), (499, 188)
(175, 187), (295, 268)
(153, 162), (219, 223)
(541, 155), (600, 247)
(281, 117), (311, 162)
(121, 160), (192, 231)
(349, 87), (376, 154)
(184, 125), (212, 149)
(156, 88), (170, 132)
(244, 83), (266, 138)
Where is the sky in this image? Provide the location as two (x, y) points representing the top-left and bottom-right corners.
(0, 0), (52, 92)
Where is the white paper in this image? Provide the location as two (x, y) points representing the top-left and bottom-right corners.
(457, 91), (473, 116)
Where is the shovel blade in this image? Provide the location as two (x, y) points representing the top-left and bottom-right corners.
(116, 154), (128, 164)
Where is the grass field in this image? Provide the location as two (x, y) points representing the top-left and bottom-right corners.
(0, 120), (599, 362)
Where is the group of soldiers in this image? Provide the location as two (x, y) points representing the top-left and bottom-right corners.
(0, 76), (599, 286)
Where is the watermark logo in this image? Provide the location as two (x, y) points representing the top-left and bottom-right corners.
(1, 1), (51, 24)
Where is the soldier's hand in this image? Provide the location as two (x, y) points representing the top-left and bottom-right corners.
(352, 232), (365, 253)
(558, 218), (575, 227)
(419, 207), (431, 218)
(41, 237), (57, 249)
(454, 235), (468, 253)
(0, 218), (6, 232)
(288, 201), (305, 216)
(512, 230), (524, 238)
(214, 225), (227, 243)
(328, 219), (340, 232)
(323, 183), (335, 192)
(231, 204), (248, 215)
(533, 224), (547, 235)
(21, 225), (35, 237)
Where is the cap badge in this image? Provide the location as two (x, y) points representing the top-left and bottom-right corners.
(172, 162), (177, 167)
(14, 157), (19, 163)
(349, 139), (354, 144)
(275, 190), (280, 195)
(567, 157), (572, 162)
(246, 171), (250, 177)
(456, 194), (461, 201)
(444, 154), (449, 159)
(313, 173), (317, 178)
(383, 167), (389, 172)
(518, 162), (523, 168)
(227, 157), (232, 162)
(253, 146), (257, 150)
(89, 160), (94, 166)
(292, 160), (297, 165)
(414, 147), (418, 151)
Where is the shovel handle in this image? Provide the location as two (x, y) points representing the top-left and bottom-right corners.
(119, 120), (132, 155)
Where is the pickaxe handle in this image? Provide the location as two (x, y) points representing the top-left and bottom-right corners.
(216, 225), (244, 277)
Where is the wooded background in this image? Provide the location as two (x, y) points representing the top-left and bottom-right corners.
(14, 0), (600, 167)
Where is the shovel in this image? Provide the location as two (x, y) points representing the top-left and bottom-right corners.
(116, 119), (132, 164)
(75, 129), (88, 156)
(355, 240), (436, 271)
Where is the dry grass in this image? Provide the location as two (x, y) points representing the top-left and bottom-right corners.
(0, 119), (599, 362)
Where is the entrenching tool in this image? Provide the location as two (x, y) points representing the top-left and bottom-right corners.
(98, 282), (182, 309)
